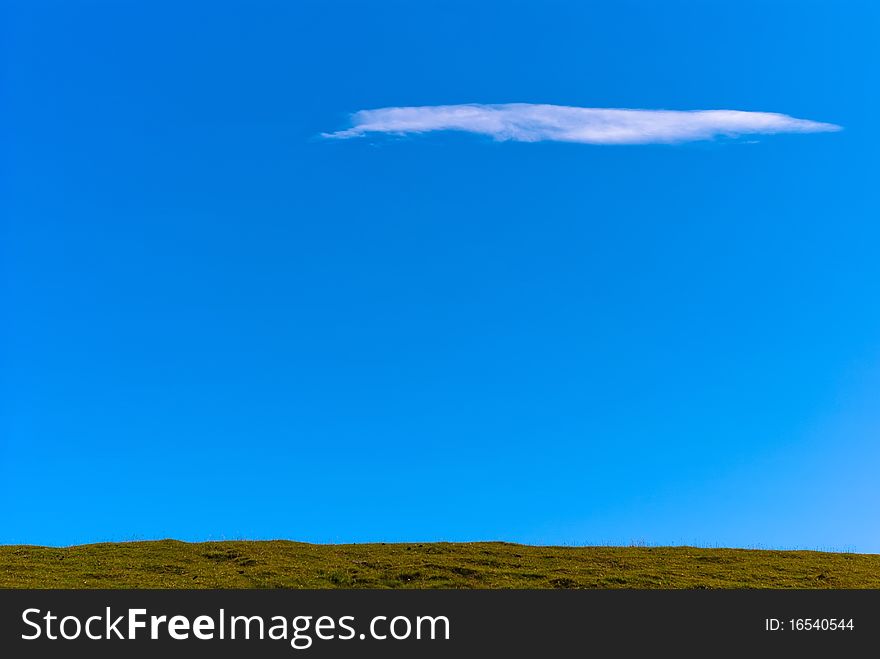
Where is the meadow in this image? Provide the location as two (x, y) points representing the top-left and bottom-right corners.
(2, 541), (878, 589)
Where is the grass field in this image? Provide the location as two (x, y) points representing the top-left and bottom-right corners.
(2, 541), (879, 589)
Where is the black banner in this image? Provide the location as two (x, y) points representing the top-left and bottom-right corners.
(1, 589), (877, 656)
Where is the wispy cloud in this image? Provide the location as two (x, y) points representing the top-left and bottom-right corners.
(323, 103), (841, 145)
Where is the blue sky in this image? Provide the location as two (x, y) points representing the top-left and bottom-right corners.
(2, 0), (878, 550)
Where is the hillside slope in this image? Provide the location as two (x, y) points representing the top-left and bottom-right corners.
(2, 541), (878, 589)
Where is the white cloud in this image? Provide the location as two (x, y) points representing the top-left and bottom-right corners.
(323, 103), (841, 145)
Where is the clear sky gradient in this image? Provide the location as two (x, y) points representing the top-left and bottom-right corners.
(3, 1), (878, 550)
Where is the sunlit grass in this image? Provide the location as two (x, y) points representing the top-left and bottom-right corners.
(2, 541), (877, 589)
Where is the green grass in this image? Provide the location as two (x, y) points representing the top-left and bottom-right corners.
(1, 541), (878, 589)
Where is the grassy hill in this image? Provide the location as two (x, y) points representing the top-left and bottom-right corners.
(1, 541), (878, 589)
